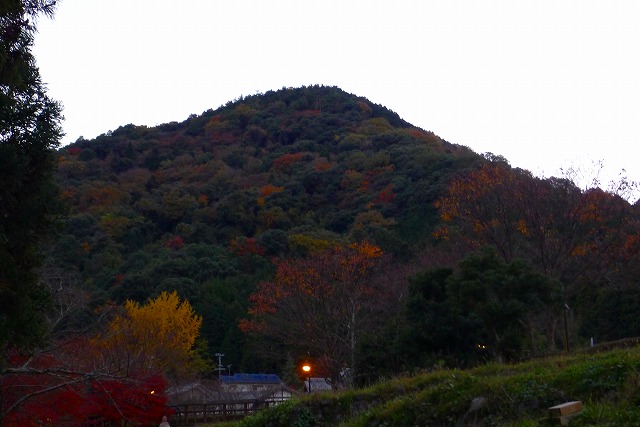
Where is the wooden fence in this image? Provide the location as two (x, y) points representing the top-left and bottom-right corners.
(41, 398), (281, 426)
(168, 399), (280, 426)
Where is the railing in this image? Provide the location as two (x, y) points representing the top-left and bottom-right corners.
(33, 400), (278, 427)
(168, 399), (281, 426)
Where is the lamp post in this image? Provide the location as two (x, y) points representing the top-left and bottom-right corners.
(302, 363), (312, 393)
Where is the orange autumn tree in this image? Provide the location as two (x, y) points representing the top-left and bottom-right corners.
(435, 159), (638, 350)
(96, 291), (204, 380)
(240, 242), (387, 388)
(435, 160), (526, 262)
(436, 160), (636, 281)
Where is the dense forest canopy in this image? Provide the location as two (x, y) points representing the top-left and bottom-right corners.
(52, 87), (638, 335)
(46, 83), (639, 367)
(49, 85), (482, 357)
(3, 1), (639, 424)
(3, 79), (640, 423)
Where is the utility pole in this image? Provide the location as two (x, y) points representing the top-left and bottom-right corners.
(563, 304), (570, 353)
(214, 353), (225, 381)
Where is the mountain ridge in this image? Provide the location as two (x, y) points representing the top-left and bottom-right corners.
(52, 85), (484, 372)
(50, 84), (640, 379)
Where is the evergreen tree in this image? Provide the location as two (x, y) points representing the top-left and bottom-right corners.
(0, 0), (63, 355)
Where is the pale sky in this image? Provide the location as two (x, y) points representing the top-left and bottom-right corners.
(33, 1), (640, 198)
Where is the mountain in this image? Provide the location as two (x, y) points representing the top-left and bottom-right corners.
(56, 85), (480, 254)
(50, 85), (640, 378)
(51, 85), (483, 370)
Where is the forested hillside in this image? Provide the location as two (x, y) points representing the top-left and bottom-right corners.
(48, 85), (640, 378)
(4, 84), (640, 424)
(49, 86), (482, 371)
(4, 0), (640, 421)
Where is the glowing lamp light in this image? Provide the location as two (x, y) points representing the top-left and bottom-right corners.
(301, 363), (312, 393)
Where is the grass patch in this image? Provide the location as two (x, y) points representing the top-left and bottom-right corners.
(204, 344), (640, 426)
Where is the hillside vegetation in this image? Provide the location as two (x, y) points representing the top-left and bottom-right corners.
(7, 1), (639, 423)
(49, 85), (640, 380)
(50, 85), (484, 374)
(216, 341), (640, 427)
(4, 84), (640, 424)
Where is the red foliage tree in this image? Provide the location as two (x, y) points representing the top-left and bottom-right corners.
(166, 235), (185, 250)
(88, 374), (167, 426)
(436, 161), (637, 282)
(1, 338), (169, 426)
(229, 237), (265, 256)
(272, 153), (304, 170)
(67, 146), (82, 156)
(376, 184), (396, 204)
(240, 242), (389, 387)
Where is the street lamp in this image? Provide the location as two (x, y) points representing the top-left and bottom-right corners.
(563, 303), (571, 353)
(301, 363), (312, 393)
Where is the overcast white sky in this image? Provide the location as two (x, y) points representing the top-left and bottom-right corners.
(33, 1), (640, 197)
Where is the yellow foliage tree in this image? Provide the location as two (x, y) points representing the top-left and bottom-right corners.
(97, 291), (203, 378)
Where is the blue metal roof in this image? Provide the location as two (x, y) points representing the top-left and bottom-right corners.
(220, 373), (281, 384)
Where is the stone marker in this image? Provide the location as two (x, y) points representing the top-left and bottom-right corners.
(548, 401), (582, 425)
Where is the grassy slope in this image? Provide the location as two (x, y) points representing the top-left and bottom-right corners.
(213, 342), (640, 426)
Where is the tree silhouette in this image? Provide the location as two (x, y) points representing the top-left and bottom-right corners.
(1, 0), (64, 356)
(240, 242), (389, 387)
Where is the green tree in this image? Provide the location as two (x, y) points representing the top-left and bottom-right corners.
(446, 249), (560, 361)
(405, 249), (560, 366)
(0, 0), (63, 355)
(404, 267), (481, 368)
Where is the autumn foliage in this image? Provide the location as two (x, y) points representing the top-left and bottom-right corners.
(1, 291), (202, 425)
(272, 152), (305, 170)
(96, 291), (203, 378)
(435, 161), (637, 281)
(25, 84), (640, 385)
(258, 184), (285, 198)
(434, 160), (640, 352)
(229, 237), (266, 256)
(1, 338), (168, 426)
(240, 242), (387, 386)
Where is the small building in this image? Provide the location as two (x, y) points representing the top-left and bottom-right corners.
(166, 380), (218, 405)
(220, 373), (295, 404)
(305, 377), (332, 393)
(220, 373), (281, 392)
